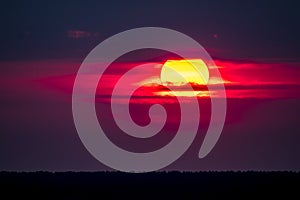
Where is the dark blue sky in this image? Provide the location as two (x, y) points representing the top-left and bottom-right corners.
(1, 0), (299, 60)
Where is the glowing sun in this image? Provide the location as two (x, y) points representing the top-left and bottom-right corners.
(160, 59), (209, 86)
(158, 59), (209, 97)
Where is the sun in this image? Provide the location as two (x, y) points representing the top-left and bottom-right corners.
(160, 59), (209, 86)
(136, 59), (213, 97)
(158, 59), (209, 97)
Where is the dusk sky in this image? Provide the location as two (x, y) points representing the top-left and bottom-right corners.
(1, 0), (300, 171)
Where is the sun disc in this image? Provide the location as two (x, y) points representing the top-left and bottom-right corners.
(160, 59), (209, 86)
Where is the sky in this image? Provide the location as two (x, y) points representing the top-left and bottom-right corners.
(0, 0), (300, 171)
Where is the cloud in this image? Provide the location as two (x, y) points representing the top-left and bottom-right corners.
(4, 58), (297, 102)
(67, 30), (99, 39)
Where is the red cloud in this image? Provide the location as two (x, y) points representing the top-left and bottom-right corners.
(67, 30), (99, 39)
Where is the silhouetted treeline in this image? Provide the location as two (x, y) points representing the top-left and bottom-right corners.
(0, 171), (299, 199)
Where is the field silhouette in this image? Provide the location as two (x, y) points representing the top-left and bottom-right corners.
(0, 171), (299, 199)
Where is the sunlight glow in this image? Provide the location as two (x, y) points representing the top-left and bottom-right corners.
(160, 59), (209, 86)
(154, 90), (212, 97)
(134, 59), (229, 98)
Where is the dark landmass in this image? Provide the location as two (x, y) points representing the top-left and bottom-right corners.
(0, 171), (299, 199)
